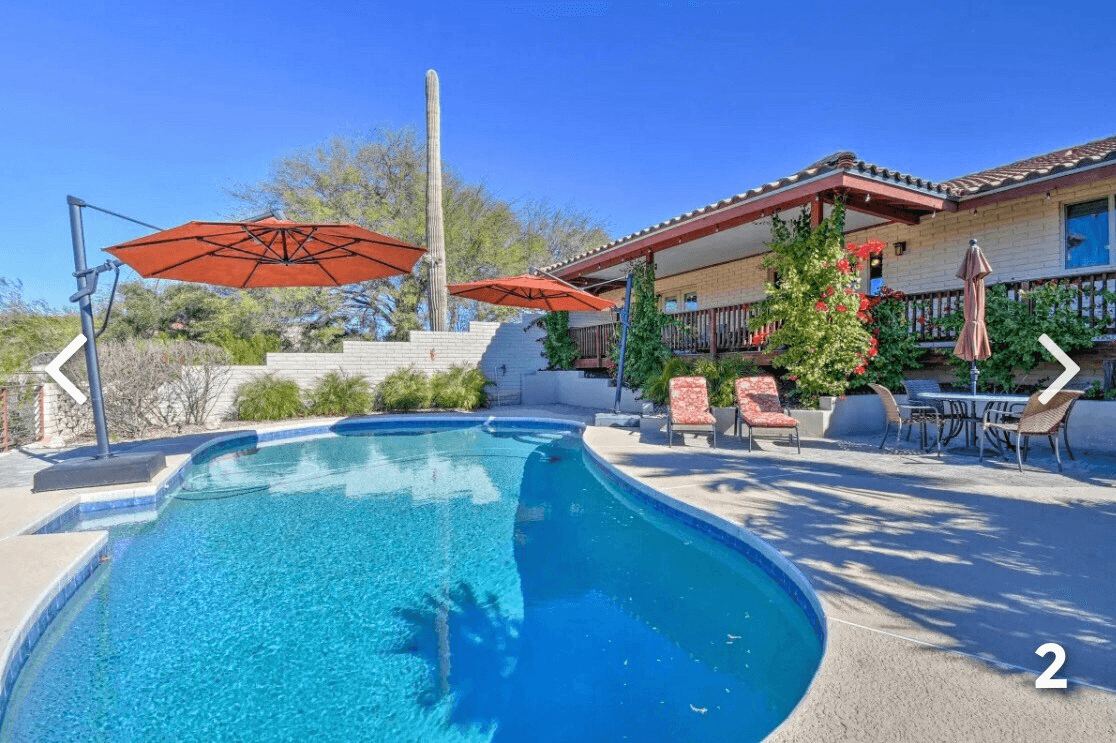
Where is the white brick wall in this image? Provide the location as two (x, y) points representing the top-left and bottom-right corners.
(211, 319), (547, 419)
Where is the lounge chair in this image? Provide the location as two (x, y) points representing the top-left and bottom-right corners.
(980, 390), (1083, 472)
(868, 383), (941, 456)
(734, 376), (800, 453)
(667, 376), (716, 448)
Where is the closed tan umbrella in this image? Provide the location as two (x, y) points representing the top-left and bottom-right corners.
(953, 238), (993, 394)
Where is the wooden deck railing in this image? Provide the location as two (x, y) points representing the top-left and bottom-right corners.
(901, 270), (1116, 342)
(568, 269), (1116, 365)
(568, 304), (776, 366)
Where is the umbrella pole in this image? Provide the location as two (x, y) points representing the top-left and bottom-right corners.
(67, 196), (113, 459)
(613, 273), (634, 414)
(970, 360), (979, 396)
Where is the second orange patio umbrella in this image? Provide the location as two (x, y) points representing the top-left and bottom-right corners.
(447, 274), (617, 312)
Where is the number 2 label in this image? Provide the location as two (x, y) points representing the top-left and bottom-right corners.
(1035, 643), (1067, 689)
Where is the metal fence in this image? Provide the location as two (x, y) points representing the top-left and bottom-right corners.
(1, 384), (45, 452)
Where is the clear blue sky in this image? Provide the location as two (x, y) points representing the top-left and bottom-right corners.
(2, 0), (1113, 307)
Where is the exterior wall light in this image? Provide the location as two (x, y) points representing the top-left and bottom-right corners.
(893, 241), (907, 256)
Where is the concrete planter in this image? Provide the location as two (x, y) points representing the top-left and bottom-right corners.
(789, 393), (907, 438)
(521, 370), (645, 413)
(1066, 399), (1116, 454)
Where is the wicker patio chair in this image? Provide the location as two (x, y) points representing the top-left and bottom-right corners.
(980, 390), (1083, 472)
(734, 376), (800, 453)
(902, 379), (967, 444)
(667, 376), (716, 448)
(868, 383), (942, 456)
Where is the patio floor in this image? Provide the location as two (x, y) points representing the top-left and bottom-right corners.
(1, 407), (1114, 741)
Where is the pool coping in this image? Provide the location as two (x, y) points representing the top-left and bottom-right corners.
(0, 415), (828, 739)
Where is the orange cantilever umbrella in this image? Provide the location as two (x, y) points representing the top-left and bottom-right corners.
(447, 274), (616, 312)
(106, 217), (426, 288)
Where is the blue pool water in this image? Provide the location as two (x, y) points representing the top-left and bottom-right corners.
(1, 422), (822, 742)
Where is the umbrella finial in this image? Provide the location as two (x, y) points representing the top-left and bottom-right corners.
(969, 238), (978, 247)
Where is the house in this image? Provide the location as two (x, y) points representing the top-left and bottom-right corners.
(543, 135), (1116, 383)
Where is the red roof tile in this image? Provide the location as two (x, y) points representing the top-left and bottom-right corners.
(943, 135), (1116, 196)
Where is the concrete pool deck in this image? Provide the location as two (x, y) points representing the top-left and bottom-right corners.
(1, 407), (1114, 741)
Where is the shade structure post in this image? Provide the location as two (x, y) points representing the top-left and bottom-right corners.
(67, 196), (112, 459)
(613, 273), (634, 414)
(970, 360), (979, 396)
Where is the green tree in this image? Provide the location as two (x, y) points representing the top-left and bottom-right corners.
(0, 279), (80, 380)
(228, 129), (609, 338)
(755, 202), (872, 405)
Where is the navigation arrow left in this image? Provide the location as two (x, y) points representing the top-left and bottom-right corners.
(46, 334), (88, 404)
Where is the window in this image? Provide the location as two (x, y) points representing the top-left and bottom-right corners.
(868, 252), (884, 296)
(1065, 196), (1114, 270)
(683, 292), (698, 311)
(663, 295), (679, 313)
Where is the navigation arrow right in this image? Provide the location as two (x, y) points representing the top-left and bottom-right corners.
(1037, 334), (1080, 405)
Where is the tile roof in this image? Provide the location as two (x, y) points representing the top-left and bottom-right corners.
(943, 135), (1116, 196)
(543, 135), (1116, 275)
(542, 151), (951, 274)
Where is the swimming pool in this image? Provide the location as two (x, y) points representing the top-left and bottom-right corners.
(1, 418), (824, 742)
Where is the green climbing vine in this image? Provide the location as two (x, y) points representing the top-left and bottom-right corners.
(540, 311), (578, 370)
(611, 261), (672, 389)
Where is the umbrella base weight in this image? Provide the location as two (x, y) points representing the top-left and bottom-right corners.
(594, 413), (640, 428)
(33, 452), (167, 493)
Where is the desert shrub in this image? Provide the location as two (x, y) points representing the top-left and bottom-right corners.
(643, 355), (761, 407)
(306, 371), (373, 416)
(377, 367), (432, 411)
(165, 341), (233, 425)
(98, 340), (184, 437)
(430, 365), (491, 410)
(233, 374), (304, 420)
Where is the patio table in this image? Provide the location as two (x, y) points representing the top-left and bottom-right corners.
(917, 391), (1030, 455)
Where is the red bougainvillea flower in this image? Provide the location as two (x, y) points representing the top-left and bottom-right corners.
(859, 297), (870, 311)
(815, 301), (828, 311)
(836, 304), (847, 313)
(865, 239), (886, 255)
(844, 286), (855, 295)
(837, 258), (851, 273)
(868, 347), (878, 358)
(854, 365), (867, 375)
(857, 310), (869, 321)
(787, 375), (798, 381)
(824, 286), (836, 297)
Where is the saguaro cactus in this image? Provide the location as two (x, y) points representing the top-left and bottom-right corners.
(425, 69), (448, 332)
